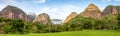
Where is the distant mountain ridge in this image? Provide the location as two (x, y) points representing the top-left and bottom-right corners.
(28, 13), (36, 22)
(0, 4), (120, 24)
(64, 3), (120, 23)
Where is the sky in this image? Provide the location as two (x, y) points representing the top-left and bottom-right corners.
(0, 0), (120, 22)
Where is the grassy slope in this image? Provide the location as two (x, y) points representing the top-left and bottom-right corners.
(0, 30), (120, 36)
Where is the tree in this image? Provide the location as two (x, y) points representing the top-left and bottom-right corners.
(117, 14), (120, 29)
(2, 19), (27, 34)
(100, 15), (118, 30)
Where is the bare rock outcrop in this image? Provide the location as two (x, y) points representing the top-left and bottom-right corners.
(0, 5), (29, 22)
(80, 3), (102, 19)
(33, 13), (51, 24)
(102, 5), (120, 16)
(64, 12), (77, 23)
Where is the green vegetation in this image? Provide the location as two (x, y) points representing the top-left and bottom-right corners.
(0, 18), (29, 34)
(66, 14), (120, 30)
(0, 14), (120, 34)
(0, 30), (120, 36)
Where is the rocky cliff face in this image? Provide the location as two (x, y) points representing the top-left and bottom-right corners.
(33, 13), (51, 24)
(0, 5), (29, 22)
(80, 3), (102, 19)
(64, 12), (77, 23)
(102, 5), (120, 16)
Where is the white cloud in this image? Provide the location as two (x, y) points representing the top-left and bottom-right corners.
(59, 5), (81, 21)
(102, 0), (111, 2)
(1, 0), (16, 2)
(114, 0), (120, 1)
(107, 0), (111, 1)
(38, 5), (81, 22)
(0, 0), (21, 11)
(0, 4), (6, 11)
(40, 7), (58, 13)
(1, 0), (19, 5)
(102, 0), (120, 2)
(0, 0), (46, 7)
(38, 0), (46, 3)
(0, 0), (25, 7)
(34, 0), (46, 3)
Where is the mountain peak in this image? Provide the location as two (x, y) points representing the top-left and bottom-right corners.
(64, 12), (78, 23)
(102, 5), (120, 16)
(80, 3), (101, 19)
(86, 3), (100, 11)
(39, 13), (47, 15)
(0, 5), (30, 22)
(33, 13), (52, 24)
(38, 13), (48, 17)
(71, 12), (77, 14)
(5, 5), (17, 9)
(2, 5), (22, 12)
(6, 5), (14, 7)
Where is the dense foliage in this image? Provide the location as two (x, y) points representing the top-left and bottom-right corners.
(0, 18), (27, 34)
(0, 14), (120, 34)
(66, 15), (120, 30)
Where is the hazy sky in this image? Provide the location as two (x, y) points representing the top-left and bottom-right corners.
(0, 0), (120, 21)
